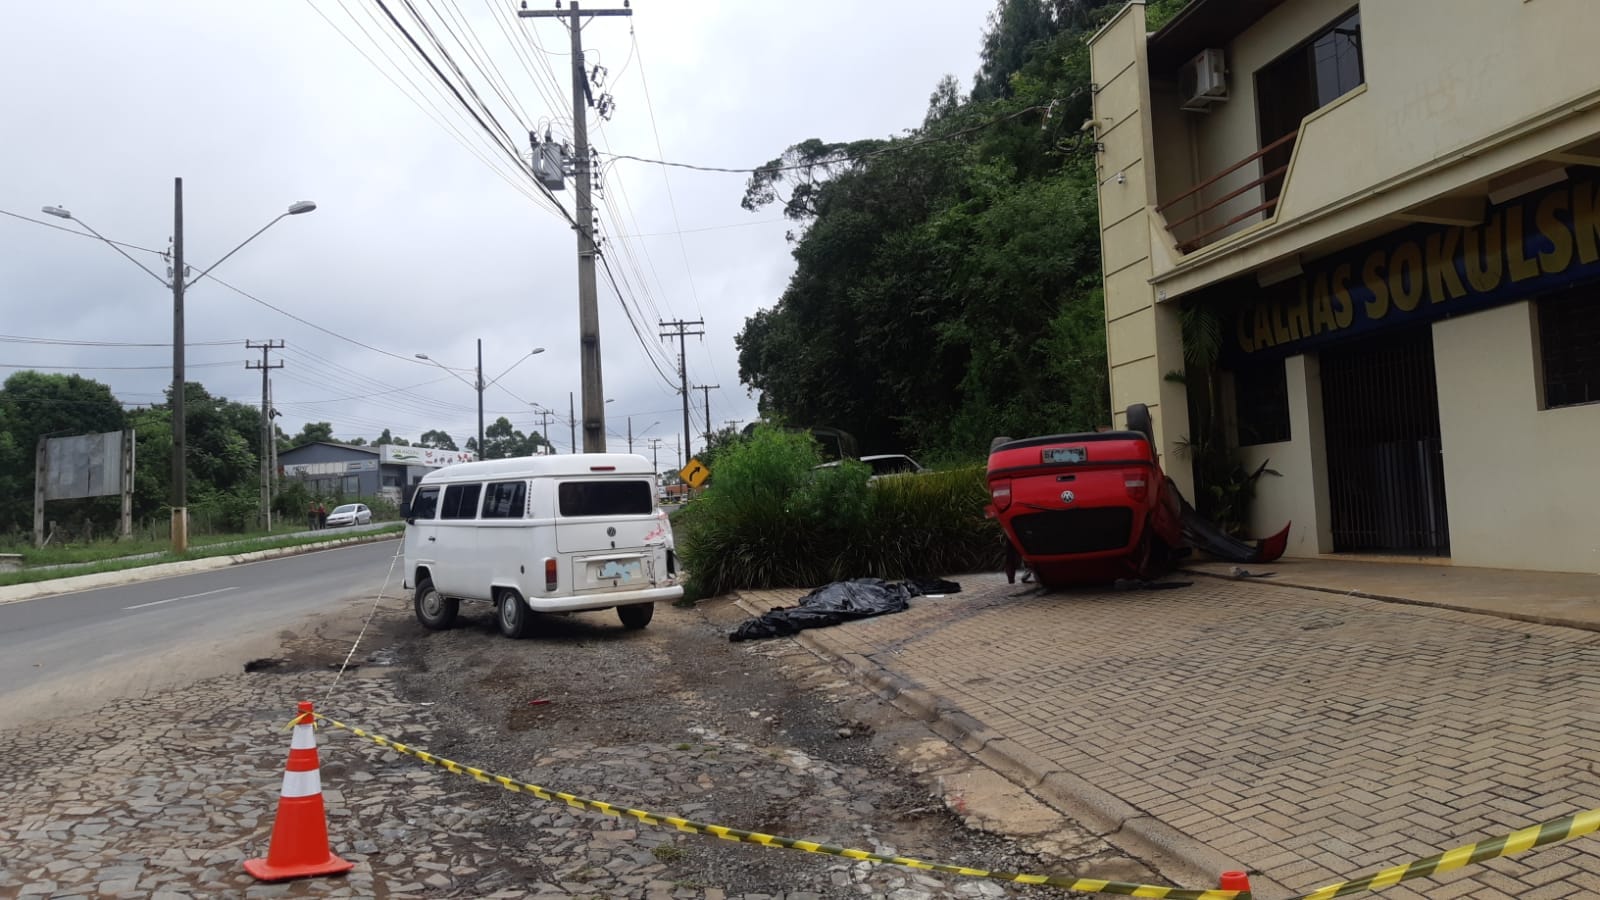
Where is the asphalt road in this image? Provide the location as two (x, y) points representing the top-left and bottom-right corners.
(0, 538), (403, 728)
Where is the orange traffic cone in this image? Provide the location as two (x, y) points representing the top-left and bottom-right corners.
(244, 701), (355, 882)
(1220, 870), (1252, 898)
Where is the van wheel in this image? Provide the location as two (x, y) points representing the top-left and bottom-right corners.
(617, 602), (654, 630)
(414, 578), (457, 631)
(497, 590), (533, 639)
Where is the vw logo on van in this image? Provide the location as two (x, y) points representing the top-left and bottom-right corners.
(606, 526), (617, 537)
(1060, 490), (1075, 504)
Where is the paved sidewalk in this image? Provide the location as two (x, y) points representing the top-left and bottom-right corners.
(741, 569), (1600, 898)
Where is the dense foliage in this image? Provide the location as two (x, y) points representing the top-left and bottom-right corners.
(737, 0), (1190, 459)
(675, 427), (1002, 599)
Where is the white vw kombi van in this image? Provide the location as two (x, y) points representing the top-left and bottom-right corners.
(401, 453), (681, 638)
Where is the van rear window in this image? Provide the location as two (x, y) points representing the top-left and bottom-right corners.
(558, 480), (653, 517)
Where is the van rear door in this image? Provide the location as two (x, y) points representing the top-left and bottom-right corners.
(554, 478), (664, 593)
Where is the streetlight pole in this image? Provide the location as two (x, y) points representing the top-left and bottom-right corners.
(44, 182), (316, 552)
(416, 343), (543, 458)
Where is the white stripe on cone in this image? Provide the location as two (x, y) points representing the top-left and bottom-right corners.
(282, 768), (323, 798)
(291, 724), (317, 750)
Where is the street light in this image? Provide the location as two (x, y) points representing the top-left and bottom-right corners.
(45, 181), (316, 552)
(416, 341), (545, 454)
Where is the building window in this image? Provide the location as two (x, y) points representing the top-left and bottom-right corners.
(1234, 361), (1292, 445)
(343, 475), (360, 495)
(1256, 9), (1363, 201)
(481, 481), (528, 519)
(440, 483), (482, 520)
(1539, 286), (1600, 408)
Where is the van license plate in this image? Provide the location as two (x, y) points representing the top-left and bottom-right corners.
(1042, 447), (1086, 464)
(591, 559), (644, 583)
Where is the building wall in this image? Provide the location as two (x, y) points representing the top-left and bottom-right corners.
(1234, 355), (1333, 557)
(1091, 2), (1195, 496)
(1148, 0), (1600, 290)
(1432, 303), (1600, 573)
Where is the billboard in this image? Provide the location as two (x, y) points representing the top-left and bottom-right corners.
(378, 445), (477, 467)
(44, 431), (130, 500)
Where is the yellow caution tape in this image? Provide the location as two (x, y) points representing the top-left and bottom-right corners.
(310, 712), (1239, 899)
(1292, 806), (1600, 899)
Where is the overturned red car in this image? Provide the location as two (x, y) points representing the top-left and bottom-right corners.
(985, 404), (1289, 588)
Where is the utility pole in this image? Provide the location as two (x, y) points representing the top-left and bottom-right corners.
(726, 419), (745, 432)
(246, 339), (285, 530)
(520, 2), (631, 453)
(569, 391), (577, 454)
(171, 178), (187, 552)
(533, 406), (554, 454)
(648, 438), (663, 478)
(476, 338), (485, 454)
(659, 318), (704, 461)
(694, 384), (719, 449)
(268, 377), (280, 504)
(627, 417), (633, 454)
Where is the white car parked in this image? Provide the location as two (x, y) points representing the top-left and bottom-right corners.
(324, 503), (373, 527)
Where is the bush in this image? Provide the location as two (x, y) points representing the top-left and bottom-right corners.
(676, 428), (1002, 599)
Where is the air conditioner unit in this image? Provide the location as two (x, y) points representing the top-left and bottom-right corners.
(1180, 48), (1228, 111)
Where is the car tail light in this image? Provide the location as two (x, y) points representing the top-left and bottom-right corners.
(544, 558), (557, 592)
(1123, 469), (1149, 501)
(991, 479), (1012, 512)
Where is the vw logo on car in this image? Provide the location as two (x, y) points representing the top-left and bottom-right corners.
(1059, 490), (1075, 504)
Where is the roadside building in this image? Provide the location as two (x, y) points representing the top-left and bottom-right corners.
(1089, 0), (1600, 572)
(278, 442), (476, 502)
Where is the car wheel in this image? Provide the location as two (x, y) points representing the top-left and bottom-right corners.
(497, 590), (533, 639)
(617, 602), (654, 630)
(1127, 403), (1155, 446)
(414, 578), (458, 631)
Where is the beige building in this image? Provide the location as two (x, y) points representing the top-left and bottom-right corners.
(1089, 0), (1600, 572)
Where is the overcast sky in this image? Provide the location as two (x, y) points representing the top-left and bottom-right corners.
(1, 1), (989, 466)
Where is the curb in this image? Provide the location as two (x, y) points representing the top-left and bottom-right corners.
(0, 531), (402, 606)
(729, 592), (1284, 895)
(1183, 567), (1600, 635)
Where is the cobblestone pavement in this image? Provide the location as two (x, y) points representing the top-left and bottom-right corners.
(743, 572), (1600, 899)
(0, 592), (1149, 898)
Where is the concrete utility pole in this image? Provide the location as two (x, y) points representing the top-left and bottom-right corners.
(268, 377), (280, 503)
(520, 1), (632, 453)
(569, 391), (577, 454)
(694, 384), (719, 449)
(172, 178), (187, 550)
(532, 406), (554, 454)
(476, 338), (485, 454)
(659, 318), (704, 461)
(726, 419), (745, 432)
(648, 438), (663, 477)
(627, 417), (633, 453)
(245, 339), (285, 530)
(40, 183), (314, 552)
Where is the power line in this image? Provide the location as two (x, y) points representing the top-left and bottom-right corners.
(0, 334), (239, 348)
(0, 362), (237, 371)
(598, 100), (1067, 175)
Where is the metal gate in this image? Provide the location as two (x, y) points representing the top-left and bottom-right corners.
(1320, 328), (1450, 555)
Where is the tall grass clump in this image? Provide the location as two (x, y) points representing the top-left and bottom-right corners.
(675, 428), (1002, 599)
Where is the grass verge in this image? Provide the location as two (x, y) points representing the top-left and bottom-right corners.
(0, 525), (402, 588)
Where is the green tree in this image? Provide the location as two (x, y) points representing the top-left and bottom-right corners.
(290, 421), (334, 447)
(418, 429), (458, 450)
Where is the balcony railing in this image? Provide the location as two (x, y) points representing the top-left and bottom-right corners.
(1157, 129), (1298, 253)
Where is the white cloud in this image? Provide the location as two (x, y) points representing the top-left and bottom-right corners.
(0, 0), (988, 460)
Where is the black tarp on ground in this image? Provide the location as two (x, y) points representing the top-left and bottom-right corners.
(729, 577), (961, 642)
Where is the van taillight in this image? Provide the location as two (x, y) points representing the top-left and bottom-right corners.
(544, 558), (557, 592)
(1123, 469), (1149, 501)
(991, 479), (1012, 512)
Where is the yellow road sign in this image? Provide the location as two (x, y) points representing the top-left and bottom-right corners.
(679, 458), (710, 489)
